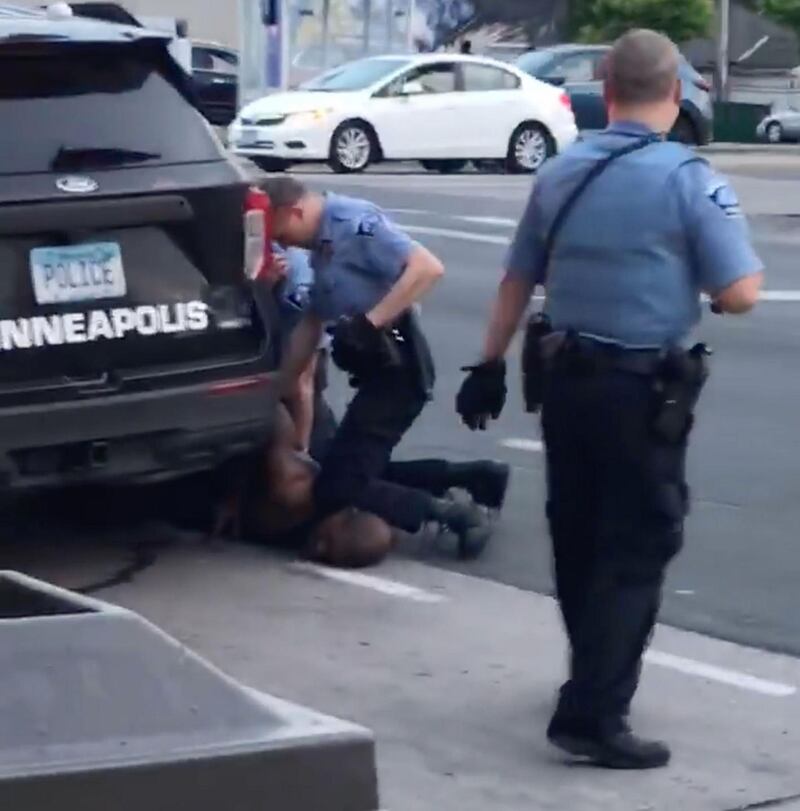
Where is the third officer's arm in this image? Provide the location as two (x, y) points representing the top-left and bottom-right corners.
(677, 161), (764, 313)
(482, 185), (545, 361)
(359, 214), (444, 328)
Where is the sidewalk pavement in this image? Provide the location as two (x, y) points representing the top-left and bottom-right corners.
(88, 539), (800, 811)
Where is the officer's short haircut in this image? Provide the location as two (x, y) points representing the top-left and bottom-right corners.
(260, 176), (308, 209)
(604, 29), (680, 105)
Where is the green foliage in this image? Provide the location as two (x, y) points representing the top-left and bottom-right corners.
(761, 0), (800, 34)
(572, 0), (713, 44)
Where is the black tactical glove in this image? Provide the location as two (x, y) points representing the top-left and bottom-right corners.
(456, 359), (507, 431)
(331, 314), (401, 377)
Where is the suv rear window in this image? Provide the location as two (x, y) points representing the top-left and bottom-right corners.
(0, 43), (220, 176)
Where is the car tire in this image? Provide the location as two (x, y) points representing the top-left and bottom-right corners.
(420, 159), (468, 174)
(250, 157), (289, 173)
(506, 123), (553, 174)
(329, 121), (376, 174)
(671, 114), (698, 145)
(766, 122), (783, 144)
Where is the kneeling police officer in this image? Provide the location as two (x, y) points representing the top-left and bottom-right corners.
(265, 177), (503, 558)
(457, 30), (764, 768)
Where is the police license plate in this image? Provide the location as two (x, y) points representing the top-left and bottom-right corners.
(30, 243), (126, 305)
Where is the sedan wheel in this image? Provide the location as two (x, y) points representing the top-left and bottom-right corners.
(767, 122), (783, 144)
(330, 123), (374, 174)
(507, 124), (552, 173)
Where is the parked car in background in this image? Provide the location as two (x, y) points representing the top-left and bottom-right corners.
(229, 53), (578, 174)
(757, 108), (800, 142)
(0, 7), (278, 492)
(516, 44), (713, 145)
(192, 41), (239, 126)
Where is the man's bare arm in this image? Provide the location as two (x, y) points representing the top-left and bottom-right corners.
(367, 245), (444, 329)
(285, 351), (318, 451)
(279, 314), (323, 395)
(482, 274), (537, 361)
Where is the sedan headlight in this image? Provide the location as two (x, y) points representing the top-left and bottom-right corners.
(286, 109), (333, 127)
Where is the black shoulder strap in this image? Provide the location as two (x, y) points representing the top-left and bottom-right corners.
(543, 134), (661, 266)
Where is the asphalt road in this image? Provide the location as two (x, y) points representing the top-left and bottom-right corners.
(302, 160), (800, 658)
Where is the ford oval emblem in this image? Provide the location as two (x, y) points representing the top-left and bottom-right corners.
(56, 176), (99, 194)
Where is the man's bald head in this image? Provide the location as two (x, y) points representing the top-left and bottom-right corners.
(604, 29), (680, 106)
(310, 510), (393, 569)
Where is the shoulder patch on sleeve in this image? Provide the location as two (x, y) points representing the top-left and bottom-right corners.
(356, 212), (380, 237)
(706, 175), (743, 219)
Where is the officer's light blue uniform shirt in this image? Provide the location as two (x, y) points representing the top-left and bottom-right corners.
(272, 241), (331, 349)
(309, 193), (415, 323)
(506, 121), (763, 348)
(272, 242), (314, 323)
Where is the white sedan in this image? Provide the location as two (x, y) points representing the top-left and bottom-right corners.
(229, 53), (578, 174)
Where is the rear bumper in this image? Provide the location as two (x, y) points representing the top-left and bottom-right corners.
(552, 119), (580, 154)
(0, 374), (278, 490)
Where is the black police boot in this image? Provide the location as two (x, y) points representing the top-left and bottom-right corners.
(454, 461), (511, 511)
(547, 716), (671, 770)
(428, 498), (493, 560)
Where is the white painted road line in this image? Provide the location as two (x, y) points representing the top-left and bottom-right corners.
(293, 563), (796, 698)
(646, 650), (797, 697)
(457, 215), (519, 228)
(290, 562), (446, 604)
(501, 438), (544, 453)
(401, 223), (511, 246)
(758, 291), (800, 302)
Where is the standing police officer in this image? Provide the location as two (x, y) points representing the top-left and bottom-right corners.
(264, 177), (504, 558)
(457, 30), (764, 769)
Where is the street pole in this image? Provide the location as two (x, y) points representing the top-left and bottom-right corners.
(716, 0), (730, 101)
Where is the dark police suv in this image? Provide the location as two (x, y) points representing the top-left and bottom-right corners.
(0, 5), (279, 491)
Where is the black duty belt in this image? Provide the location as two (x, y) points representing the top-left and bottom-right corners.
(541, 332), (663, 376)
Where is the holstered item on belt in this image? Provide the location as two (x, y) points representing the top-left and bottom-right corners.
(651, 343), (711, 445)
(395, 309), (436, 399)
(348, 310), (436, 398)
(521, 313), (552, 413)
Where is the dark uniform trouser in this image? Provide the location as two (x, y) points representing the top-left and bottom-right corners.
(542, 366), (689, 729)
(312, 365), (436, 533)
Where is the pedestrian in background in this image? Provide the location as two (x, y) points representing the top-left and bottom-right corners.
(457, 29), (763, 769)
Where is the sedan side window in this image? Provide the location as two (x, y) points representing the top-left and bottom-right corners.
(398, 63), (457, 95)
(193, 48), (238, 75)
(462, 63), (521, 91)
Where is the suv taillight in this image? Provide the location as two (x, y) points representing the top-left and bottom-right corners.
(559, 91), (572, 111)
(244, 187), (272, 281)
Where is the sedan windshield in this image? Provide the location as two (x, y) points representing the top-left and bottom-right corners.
(302, 57), (409, 92)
